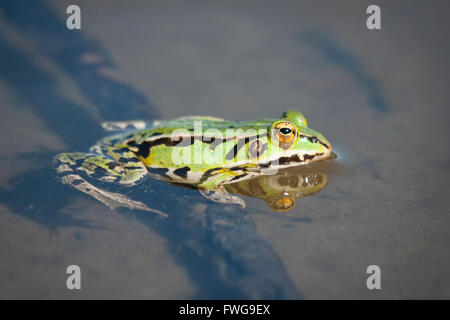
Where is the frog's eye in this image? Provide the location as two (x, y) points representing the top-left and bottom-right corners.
(270, 121), (298, 150)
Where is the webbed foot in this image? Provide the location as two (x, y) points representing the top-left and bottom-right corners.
(199, 186), (246, 208)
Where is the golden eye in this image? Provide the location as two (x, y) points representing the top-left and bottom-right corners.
(271, 121), (297, 149)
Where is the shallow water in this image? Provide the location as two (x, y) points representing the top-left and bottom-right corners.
(0, 0), (449, 299)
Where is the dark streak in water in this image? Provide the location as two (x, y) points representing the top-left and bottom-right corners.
(301, 31), (389, 113)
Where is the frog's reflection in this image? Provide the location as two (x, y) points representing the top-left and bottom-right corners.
(225, 167), (328, 212)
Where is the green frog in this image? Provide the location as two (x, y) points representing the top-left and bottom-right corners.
(54, 110), (332, 216)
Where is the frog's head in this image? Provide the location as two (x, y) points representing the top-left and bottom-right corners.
(259, 110), (332, 169)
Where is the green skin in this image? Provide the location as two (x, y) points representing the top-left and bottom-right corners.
(54, 110), (332, 214)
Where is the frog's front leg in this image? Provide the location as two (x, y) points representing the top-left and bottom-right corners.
(54, 151), (167, 217)
(198, 168), (246, 208)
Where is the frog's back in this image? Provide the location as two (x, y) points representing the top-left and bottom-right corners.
(129, 117), (274, 144)
(110, 116), (274, 183)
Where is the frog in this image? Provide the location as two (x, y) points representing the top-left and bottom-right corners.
(54, 110), (332, 216)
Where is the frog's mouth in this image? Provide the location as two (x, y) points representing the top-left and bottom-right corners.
(259, 150), (331, 169)
(226, 139), (332, 171)
(268, 133), (332, 168)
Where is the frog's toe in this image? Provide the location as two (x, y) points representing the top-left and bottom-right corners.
(199, 187), (246, 208)
(101, 120), (147, 131)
